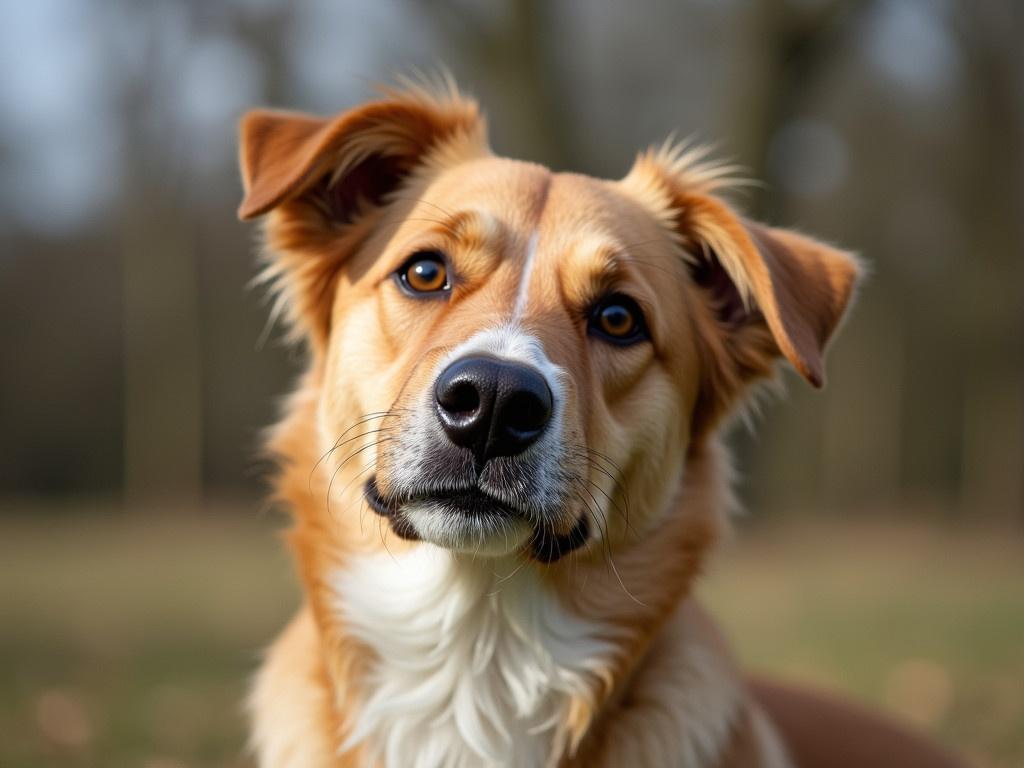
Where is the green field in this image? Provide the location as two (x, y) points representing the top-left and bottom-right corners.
(1, 508), (1021, 767)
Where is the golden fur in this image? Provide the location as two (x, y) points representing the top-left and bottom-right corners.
(237, 82), (961, 767)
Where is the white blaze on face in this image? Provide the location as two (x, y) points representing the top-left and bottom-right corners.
(512, 230), (540, 320)
(439, 223), (567, 452)
(440, 229), (555, 382)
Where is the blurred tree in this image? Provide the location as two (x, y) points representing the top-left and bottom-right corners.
(416, 0), (574, 167)
(117, 3), (203, 509)
(948, 0), (1024, 520)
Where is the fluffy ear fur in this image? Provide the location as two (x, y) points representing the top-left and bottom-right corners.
(622, 146), (860, 428)
(237, 83), (489, 346)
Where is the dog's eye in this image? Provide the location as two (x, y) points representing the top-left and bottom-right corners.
(588, 294), (648, 345)
(396, 251), (450, 296)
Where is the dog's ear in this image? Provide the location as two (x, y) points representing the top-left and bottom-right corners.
(237, 85), (488, 345)
(673, 191), (859, 389)
(238, 87), (487, 220)
(622, 149), (860, 419)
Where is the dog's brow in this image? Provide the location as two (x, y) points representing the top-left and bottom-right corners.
(408, 208), (504, 257)
(551, 237), (638, 313)
(443, 209), (498, 240)
(579, 241), (627, 283)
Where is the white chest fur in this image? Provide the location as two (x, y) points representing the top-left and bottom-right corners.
(333, 547), (617, 768)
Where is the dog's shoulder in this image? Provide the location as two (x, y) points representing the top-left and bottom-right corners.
(249, 607), (350, 767)
(570, 599), (793, 768)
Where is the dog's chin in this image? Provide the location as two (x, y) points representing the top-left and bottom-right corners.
(401, 500), (534, 556)
(363, 478), (533, 557)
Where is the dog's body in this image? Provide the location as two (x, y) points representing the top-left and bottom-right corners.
(237, 83), (962, 767)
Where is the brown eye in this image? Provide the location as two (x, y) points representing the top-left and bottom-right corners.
(588, 294), (648, 345)
(599, 305), (635, 336)
(397, 251), (449, 295)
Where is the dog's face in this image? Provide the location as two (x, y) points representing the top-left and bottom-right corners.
(239, 88), (857, 564)
(322, 159), (706, 560)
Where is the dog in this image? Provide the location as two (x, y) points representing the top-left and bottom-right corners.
(237, 81), (964, 767)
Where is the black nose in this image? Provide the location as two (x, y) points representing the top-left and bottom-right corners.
(434, 355), (553, 463)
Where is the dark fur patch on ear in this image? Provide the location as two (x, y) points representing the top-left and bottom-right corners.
(311, 153), (409, 225)
(689, 249), (751, 329)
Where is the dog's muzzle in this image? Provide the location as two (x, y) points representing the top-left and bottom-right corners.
(365, 352), (589, 561)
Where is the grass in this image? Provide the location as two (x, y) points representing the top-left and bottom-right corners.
(0, 506), (1021, 767)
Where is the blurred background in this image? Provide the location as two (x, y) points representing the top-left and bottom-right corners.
(1, 1), (1021, 766)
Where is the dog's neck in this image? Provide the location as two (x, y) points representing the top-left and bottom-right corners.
(332, 548), (619, 767)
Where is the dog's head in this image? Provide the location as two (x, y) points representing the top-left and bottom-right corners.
(239, 85), (858, 565)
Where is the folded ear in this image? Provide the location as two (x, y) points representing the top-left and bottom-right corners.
(622, 148), (860, 398)
(238, 88), (487, 221)
(236, 85), (488, 346)
(677, 192), (859, 388)
(238, 109), (331, 220)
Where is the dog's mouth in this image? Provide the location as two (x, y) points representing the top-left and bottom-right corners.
(364, 477), (589, 562)
(363, 477), (517, 533)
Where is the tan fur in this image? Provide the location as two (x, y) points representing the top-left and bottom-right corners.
(238, 83), (960, 767)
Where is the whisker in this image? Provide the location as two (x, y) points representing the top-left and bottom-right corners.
(379, 515), (398, 563)
(310, 410), (402, 487)
(581, 460), (637, 542)
(326, 438), (394, 514)
(331, 463), (379, 518)
(359, 494), (369, 536)
(616, 255), (686, 280)
(584, 450), (631, 500)
(618, 236), (672, 252)
(321, 426), (395, 471)
(368, 214), (462, 239)
(568, 447), (633, 532)
(578, 483), (646, 607)
(583, 473), (629, 528)
(388, 195), (456, 220)
(578, 451), (629, 505)
(491, 548), (530, 590)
